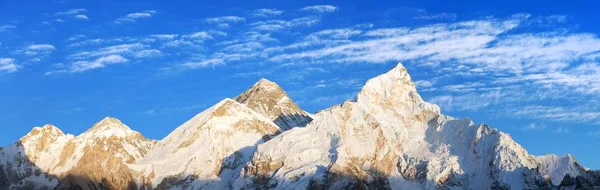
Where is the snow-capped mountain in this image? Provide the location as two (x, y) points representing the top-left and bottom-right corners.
(0, 117), (156, 189)
(1, 62), (598, 189)
(232, 63), (600, 190)
(132, 98), (282, 189)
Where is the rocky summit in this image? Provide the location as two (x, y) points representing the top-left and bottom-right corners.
(1, 62), (598, 190)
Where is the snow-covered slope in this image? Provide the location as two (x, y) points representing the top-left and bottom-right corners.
(132, 98), (282, 189)
(235, 78), (312, 130)
(0, 117), (156, 189)
(233, 63), (598, 189)
(1, 62), (598, 190)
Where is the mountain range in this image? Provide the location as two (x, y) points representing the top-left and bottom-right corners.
(1, 63), (598, 190)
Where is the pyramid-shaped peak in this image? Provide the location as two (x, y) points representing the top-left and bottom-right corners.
(81, 116), (137, 138)
(391, 62), (408, 72)
(251, 78), (282, 91)
(375, 62), (412, 84)
(355, 62), (433, 113)
(257, 78), (275, 84)
(235, 79), (312, 130)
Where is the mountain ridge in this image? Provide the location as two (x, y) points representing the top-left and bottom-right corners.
(1, 62), (598, 189)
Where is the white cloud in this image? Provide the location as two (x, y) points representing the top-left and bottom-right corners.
(27, 44), (55, 51)
(182, 58), (225, 69)
(0, 25), (16, 32)
(55, 9), (89, 20)
(385, 7), (457, 21)
(414, 13), (457, 20)
(151, 34), (178, 40)
(252, 8), (284, 17)
(55, 8), (87, 16)
(67, 55), (129, 73)
(513, 106), (600, 124)
(69, 43), (148, 59)
(127, 12), (152, 19)
(20, 44), (56, 57)
(68, 38), (125, 47)
(141, 103), (206, 115)
(265, 15), (600, 117)
(300, 5), (338, 13)
(74, 15), (89, 20)
(132, 49), (163, 58)
(556, 126), (571, 134)
(182, 31), (213, 40)
(414, 80), (434, 88)
(249, 17), (320, 32)
(308, 28), (361, 39)
(0, 58), (18, 73)
(115, 10), (155, 23)
(589, 129), (600, 136)
(67, 34), (87, 41)
(31, 10), (600, 129)
(205, 16), (245, 24)
(522, 123), (547, 130)
(231, 70), (273, 78)
(56, 41), (165, 74)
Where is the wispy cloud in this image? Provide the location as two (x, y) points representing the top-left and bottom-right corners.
(182, 31), (213, 40)
(48, 40), (165, 74)
(512, 106), (600, 124)
(556, 126), (571, 134)
(589, 129), (600, 136)
(522, 123), (547, 130)
(0, 58), (18, 73)
(55, 8), (89, 20)
(141, 103), (207, 115)
(150, 34), (178, 40)
(34, 12), (600, 128)
(17, 44), (56, 58)
(181, 58), (225, 69)
(205, 16), (245, 23)
(69, 43), (148, 59)
(115, 10), (156, 24)
(414, 13), (457, 20)
(385, 7), (457, 21)
(260, 15), (600, 126)
(0, 25), (16, 32)
(48, 54), (129, 74)
(74, 15), (89, 20)
(204, 16), (245, 28)
(27, 44), (55, 51)
(252, 8), (284, 17)
(300, 5), (338, 13)
(55, 8), (87, 16)
(414, 80), (435, 88)
(132, 49), (163, 58)
(249, 17), (320, 32)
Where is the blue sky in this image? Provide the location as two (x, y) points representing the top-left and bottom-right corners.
(1, 0), (599, 168)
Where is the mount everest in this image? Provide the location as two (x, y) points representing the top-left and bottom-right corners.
(1, 63), (598, 189)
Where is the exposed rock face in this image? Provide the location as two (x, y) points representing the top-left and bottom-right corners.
(1, 62), (598, 190)
(235, 78), (313, 130)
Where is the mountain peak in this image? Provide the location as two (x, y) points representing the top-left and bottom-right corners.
(356, 62), (424, 106)
(23, 124), (65, 138)
(235, 79), (312, 130)
(81, 116), (137, 138)
(251, 78), (280, 92)
(257, 78), (274, 84)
